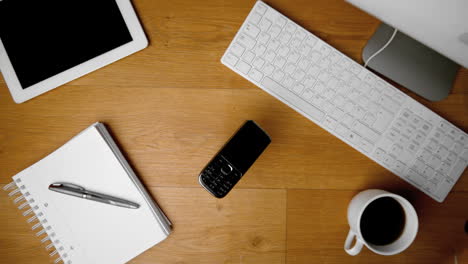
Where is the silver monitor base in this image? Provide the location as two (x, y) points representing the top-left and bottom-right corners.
(363, 23), (460, 102)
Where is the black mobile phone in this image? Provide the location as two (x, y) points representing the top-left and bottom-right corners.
(198, 120), (271, 198)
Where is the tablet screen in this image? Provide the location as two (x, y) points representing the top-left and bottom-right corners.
(0, 0), (133, 89)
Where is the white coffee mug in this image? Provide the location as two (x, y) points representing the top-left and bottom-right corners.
(344, 189), (418, 256)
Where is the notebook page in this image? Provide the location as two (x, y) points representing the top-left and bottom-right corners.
(13, 125), (167, 264)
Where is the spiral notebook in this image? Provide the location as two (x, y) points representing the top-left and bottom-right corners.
(3, 123), (172, 264)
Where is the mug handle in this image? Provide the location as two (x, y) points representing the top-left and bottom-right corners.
(344, 230), (364, 256)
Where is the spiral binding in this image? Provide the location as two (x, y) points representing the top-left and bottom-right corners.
(4, 180), (71, 264)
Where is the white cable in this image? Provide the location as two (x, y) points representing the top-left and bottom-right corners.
(364, 28), (398, 68)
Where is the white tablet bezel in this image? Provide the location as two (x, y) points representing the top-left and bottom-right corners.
(0, 0), (148, 103)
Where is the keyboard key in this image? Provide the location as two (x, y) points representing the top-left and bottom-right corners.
(449, 158), (467, 182)
(294, 29), (307, 41)
(435, 146), (449, 159)
(282, 76), (295, 89)
(374, 148), (386, 162)
(341, 114), (354, 128)
(319, 45), (331, 56)
(290, 37), (302, 48)
(422, 166), (435, 179)
(457, 134), (467, 145)
(293, 69), (306, 81)
(383, 153), (396, 167)
(390, 144), (403, 157)
(252, 57), (265, 69)
(230, 43), (245, 57)
(273, 56), (286, 68)
(364, 73), (376, 85)
(263, 77), (325, 121)
(307, 65), (321, 77)
(406, 169), (425, 187)
(285, 22), (296, 34)
(263, 63), (275, 75)
(264, 50), (276, 62)
(258, 32), (271, 44)
(352, 121), (381, 143)
(420, 121), (432, 135)
(284, 63), (296, 75)
(243, 51), (255, 63)
(313, 81), (326, 93)
(412, 159), (426, 175)
(373, 109), (393, 133)
(244, 23), (260, 38)
(305, 35), (317, 47)
(413, 132), (426, 146)
(379, 95), (400, 113)
(462, 148), (468, 160)
(329, 51), (342, 64)
(293, 83), (306, 95)
(362, 113), (376, 126)
(278, 45), (289, 57)
(259, 18), (272, 31)
(222, 53), (239, 66)
(269, 25), (282, 38)
(407, 142), (419, 154)
(279, 31), (292, 43)
(357, 139), (374, 153)
(248, 68), (264, 82)
(249, 12), (262, 24)
(237, 33), (256, 49)
(236, 61), (251, 74)
(298, 43), (312, 57)
(418, 150), (432, 163)
(452, 143), (464, 154)
(267, 39), (280, 51)
(323, 116), (338, 130)
(442, 135), (455, 149)
(400, 109), (412, 120)
(309, 51), (321, 63)
(438, 161), (452, 175)
(275, 16), (286, 27)
(255, 2), (268, 14)
(288, 51), (301, 63)
(272, 69), (285, 82)
(394, 161), (407, 174)
(254, 44), (267, 56)
(428, 155), (442, 169)
(330, 108), (345, 120)
(298, 57), (311, 71)
(302, 76), (316, 88)
(437, 121), (451, 134)
(302, 89), (314, 101)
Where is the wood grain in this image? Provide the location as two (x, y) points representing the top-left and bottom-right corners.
(0, 0), (467, 263)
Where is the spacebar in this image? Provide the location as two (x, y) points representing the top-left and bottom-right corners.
(262, 77), (325, 122)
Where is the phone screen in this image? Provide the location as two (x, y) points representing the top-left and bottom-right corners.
(220, 121), (271, 173)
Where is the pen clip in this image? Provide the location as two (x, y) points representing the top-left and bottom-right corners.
(49, 182), (85, 191)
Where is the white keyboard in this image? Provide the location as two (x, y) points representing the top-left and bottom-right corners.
(221, 1), (468, 202)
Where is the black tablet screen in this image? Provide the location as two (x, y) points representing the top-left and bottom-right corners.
(0, 0), (133, 89)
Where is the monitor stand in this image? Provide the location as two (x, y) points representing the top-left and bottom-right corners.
(362, 23), (460, 102)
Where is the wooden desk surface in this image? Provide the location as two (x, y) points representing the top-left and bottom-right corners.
(1, 0), (467, 263)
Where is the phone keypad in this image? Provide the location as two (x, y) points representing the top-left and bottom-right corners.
(200, 156), (242, 198)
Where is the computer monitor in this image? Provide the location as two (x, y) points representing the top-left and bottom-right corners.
(346, 0), (468, 101)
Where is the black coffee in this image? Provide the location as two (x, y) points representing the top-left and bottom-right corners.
(360, 197), (405, 245)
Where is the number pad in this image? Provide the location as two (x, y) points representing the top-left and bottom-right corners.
(200, 156), (242, 198)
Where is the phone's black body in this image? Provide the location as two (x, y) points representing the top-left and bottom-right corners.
(198, 121), (271, 198)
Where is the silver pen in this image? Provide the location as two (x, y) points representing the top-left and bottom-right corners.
(48, 182), (139, 209)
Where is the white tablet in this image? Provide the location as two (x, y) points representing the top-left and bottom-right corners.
(0, 0), (148, 103)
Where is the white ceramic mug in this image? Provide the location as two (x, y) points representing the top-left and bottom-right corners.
(344, 189), (418, 256)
